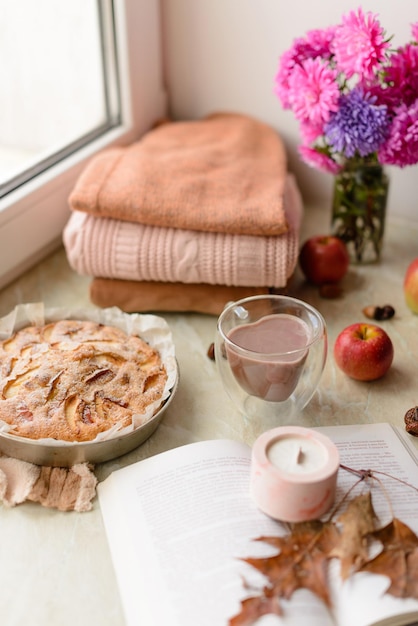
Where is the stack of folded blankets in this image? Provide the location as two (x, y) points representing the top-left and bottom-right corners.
(63, 112), (303, 315)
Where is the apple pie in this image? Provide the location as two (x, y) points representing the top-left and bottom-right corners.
(0, 319), (168, 442)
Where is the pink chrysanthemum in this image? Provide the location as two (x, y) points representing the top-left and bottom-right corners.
(378, 100), (418, 167)
(412, 22), (418, 42)
(332, 8), (389, 80)
(298, 146), (342, 174)
(295, 26), (336, 61)
(275, 49), (298, 108)
(299, 120), (324, 143)
(288, 58), (339, 126)
(275, 26), (336, 108)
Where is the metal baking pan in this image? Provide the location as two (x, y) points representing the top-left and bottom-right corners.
(0, 362), (179, 468)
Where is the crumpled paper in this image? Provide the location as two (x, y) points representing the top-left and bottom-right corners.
(0, 455), (97, 512)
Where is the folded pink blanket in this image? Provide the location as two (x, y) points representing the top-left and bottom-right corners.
(68, 112), (289, 237)
(63, 174), (302, 288)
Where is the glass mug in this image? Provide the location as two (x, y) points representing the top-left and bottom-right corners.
(215, 295), (327, 423)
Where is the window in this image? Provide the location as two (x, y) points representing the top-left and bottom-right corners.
(0, 0), (120, 197)
(0, 0), (166, 289)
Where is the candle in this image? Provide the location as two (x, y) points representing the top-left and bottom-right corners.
(267, 435), (328, 474)
(226, 314), (311, 402)
(250, 426), (339, 522)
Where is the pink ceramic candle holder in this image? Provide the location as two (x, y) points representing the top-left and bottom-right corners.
(250, 426), (340, 522)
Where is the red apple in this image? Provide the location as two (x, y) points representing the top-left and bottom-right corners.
(334, 323), (394, 381)
(299, 235), (350, 286)
(404, 258), (418, 314)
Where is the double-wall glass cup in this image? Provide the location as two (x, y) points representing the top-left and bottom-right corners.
(215, 295), (327, 424)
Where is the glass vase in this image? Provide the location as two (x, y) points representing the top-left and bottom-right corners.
(331, 161), (389, 264)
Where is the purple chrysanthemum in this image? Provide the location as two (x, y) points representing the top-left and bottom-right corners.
(275, 26), (336, 108)
(288, 57), (339, 127)
(298, 145), (342, 174)
(332, 8), (389, 80)
(378, 100), (418, 167)
(324, 89), (389, 157)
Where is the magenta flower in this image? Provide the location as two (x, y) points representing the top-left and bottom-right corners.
(332, 8), (389, 80)
(378, 101), (418, 166)
(383, 43), (418, 109)
(412, 22), (418, 42)
(288, 58), (339, 126)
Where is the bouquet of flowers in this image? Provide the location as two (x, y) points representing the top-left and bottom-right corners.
(275, 8), (418, 263)
(275, 8), (418, 174)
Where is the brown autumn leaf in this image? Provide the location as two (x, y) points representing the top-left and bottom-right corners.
(230, 491), (418, 625)
(330, 492), (377, 578)
(229, 519), (339, 625)
(360, 518), (418, 599)
(229, 589), (282, 626)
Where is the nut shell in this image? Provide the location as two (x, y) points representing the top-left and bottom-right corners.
(362, 305), (395, 321)
(207, 342), (215, 361)
(404, 406), (418, 436)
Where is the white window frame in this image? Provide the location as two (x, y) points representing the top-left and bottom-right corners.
(0, 0), (167, 290)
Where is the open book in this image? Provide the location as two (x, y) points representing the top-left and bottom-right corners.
(98, 423), (418, 626)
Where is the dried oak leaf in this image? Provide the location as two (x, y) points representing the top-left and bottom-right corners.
(359, 518), (418, 599)
(330, 492), (377, 579)
(229, 589), (282, 626)
(229, 519), (339, 626)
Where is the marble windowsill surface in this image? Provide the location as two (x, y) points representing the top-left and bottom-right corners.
(1, 205), (418, 625)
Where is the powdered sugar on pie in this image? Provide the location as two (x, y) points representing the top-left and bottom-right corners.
(0, 319), (169, 442)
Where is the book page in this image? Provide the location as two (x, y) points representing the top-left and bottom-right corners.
(317, 423), (418, 531)
(99, 424), (418, 626)
(98, 438), (333, 626)
(317, 423), (418, 626)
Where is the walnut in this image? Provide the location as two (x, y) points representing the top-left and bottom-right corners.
(404, 406), (418, 436)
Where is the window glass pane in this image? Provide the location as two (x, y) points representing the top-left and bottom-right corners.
(0, 0), (120, 196)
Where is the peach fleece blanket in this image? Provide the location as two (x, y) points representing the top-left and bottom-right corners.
(64, 174), (302, 288)
(68, 113), (288, 237)
(90, 280), (270, 315)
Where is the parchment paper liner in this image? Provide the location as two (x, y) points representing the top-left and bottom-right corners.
(0, 303), (177, 445)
